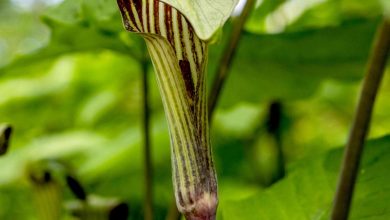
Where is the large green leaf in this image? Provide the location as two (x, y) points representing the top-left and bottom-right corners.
(286, 0), (388, 33)
(209, 19), (378, 107)
(0, 0), (140, 72)
(220, 135), (390, 219)
(160, 0), (239, 40)
(245, 0), (388, 34)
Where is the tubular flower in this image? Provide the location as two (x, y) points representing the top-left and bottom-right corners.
(117, 0), (217, 219)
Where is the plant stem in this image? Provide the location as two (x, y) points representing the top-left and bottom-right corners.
(141, 57), (153, 220)
(208, 0), (256, 117)
(331, 19), (390, 220)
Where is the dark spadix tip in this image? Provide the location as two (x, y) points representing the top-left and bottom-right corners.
(0, 124), (13, 155)
(29, 170), (52, 184)
(66, 175), (87, 201)
(109, 202), (129, 220)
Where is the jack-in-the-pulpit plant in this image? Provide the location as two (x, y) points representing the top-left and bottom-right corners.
(116, 0), (237, 219)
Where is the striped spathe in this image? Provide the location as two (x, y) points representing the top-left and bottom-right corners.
(117, 0), (218, 219)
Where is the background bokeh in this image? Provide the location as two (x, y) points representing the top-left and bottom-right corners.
(0, 0), (389, 219)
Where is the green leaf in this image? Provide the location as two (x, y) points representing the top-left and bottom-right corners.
(285, 0), (387, 32)
(209, 19), (378, 107)
(245, 0), (388, 34)
(341, 0), (388, 18)
(220, 135), (390, 219)
(0, 0), (138, 72)
(245, 0), (287, 34)
(160, 0), (239, 40)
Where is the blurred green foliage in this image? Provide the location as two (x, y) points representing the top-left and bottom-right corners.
(0, 0), (389, 219)
(220, 135), (390, 219)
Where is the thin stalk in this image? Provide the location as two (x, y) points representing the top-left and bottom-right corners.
(330, 19), (390, 220)
(208, 0), (256, 117)
(141, 57), (153, 220)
